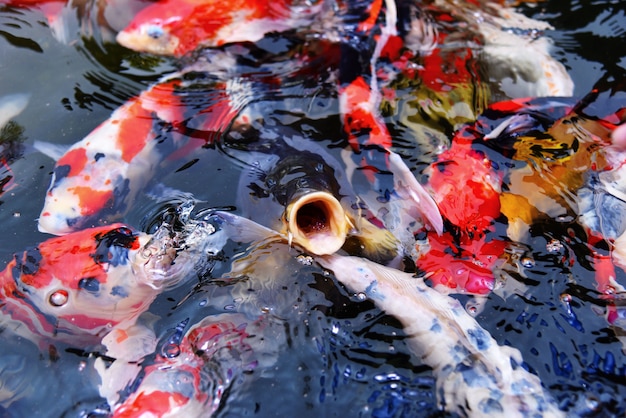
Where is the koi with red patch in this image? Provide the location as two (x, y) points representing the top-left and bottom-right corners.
(110, 313), (274, 418)
(37, 77), (243, 235)
(116, 0), (323, 57)
(414, 124), (505, 294)
(0, 224), (165, 348)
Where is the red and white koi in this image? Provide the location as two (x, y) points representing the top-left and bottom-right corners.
(1, 207), (219, 349)
(1, 224), (156, 347)
(116, 0), (324, 57)
(37, 76), (244, 236)
(110, 313), (268, 418)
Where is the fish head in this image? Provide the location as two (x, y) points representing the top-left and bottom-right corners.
(6, 224), (157, 340)
(116, 11), (181, 56)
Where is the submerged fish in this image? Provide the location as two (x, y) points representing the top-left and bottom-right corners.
(109, 313), (281, 418)
(409, 120), (509, 295)
(462, 80), (626, 338)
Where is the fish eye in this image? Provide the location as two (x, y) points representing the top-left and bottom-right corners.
(145, 25), (164, 40)
(49, 289), (69, 307)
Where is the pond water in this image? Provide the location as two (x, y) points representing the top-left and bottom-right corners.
(0, 0), (626, 417)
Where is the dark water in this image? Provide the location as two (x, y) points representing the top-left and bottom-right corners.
(0, 1), (625, 417)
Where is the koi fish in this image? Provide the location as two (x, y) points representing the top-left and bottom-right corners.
(109, 313), (280, 418)
(116, 0), (324, 57)
(318, 253), (563, 417)
(228, 119), (441, 261)
(424, 0), (573, 98)
(0, 0), (150, 44)
(192, 211), (562, 417)
(0, 211), (215, 349)
(37, 76), (245, 236)
(466, 79), (626, 341)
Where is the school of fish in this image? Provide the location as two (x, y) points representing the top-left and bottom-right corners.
(1, 0), (625, 416)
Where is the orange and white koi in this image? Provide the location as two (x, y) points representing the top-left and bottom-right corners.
(0, 207), (219, 350)
(116, 0), (324, 57)
(37, 76), (244, 236)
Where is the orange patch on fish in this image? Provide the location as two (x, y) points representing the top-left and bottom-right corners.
(70, 186), (114, 217)
(114, 390), (190, 418)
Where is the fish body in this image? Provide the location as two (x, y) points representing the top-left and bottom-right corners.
(413, 126), (506, 294)
(38, 76), (242, 236)
(110, 313), (278, 418)
(38, 81), (182, 235)
(318, 253), (564, 417)
(0, 215), (212, 349)
(116, 0), (323, 57)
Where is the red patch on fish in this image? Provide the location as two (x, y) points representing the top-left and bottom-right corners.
(57, 147), (88, 177)
(114, 390), (190, 418)
(70, 186), (114, 217)
(429, 138), (501, 240)
(417, 230), (507, 295)
(341, 76), (392, 152)
(119, 0), (311, 56)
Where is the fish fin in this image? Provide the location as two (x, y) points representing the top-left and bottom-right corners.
(97, 319), (159, 407)
(388, 151), (443, 235)
(32, 140), (70, 161)
(210, 211), (278, 243)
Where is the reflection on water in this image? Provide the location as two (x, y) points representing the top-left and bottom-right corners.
(0, 0), (625, 417)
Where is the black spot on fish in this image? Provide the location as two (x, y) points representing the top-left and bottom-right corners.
(12, 247), (42, 279)
(92, 227), (138, 267)
(110, 286), (129, 298)
(94, 153), (105, 161)
(66, 217), (80, 228)
(50, 165), (71, 190)
(78, 277), (100, 293)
